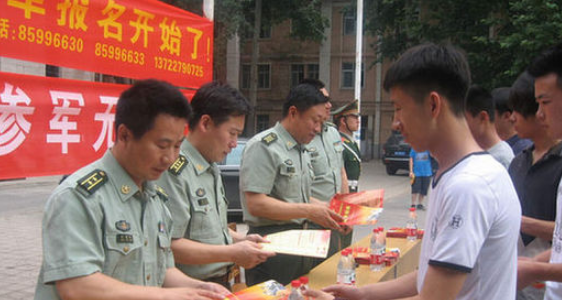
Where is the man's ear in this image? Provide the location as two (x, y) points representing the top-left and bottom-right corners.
(199, 114), (213, 132)
(478, 111), (490, 123)
(115, 124), (130, 144)
(428, 91), (442, 118)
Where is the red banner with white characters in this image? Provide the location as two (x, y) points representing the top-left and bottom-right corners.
(0, 71), (195, 180)
(0, 0), (213, 89)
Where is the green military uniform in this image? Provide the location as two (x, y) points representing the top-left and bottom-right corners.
(306, 123), (351, 263)
(307, 123), (344, 202)
(333, 100), (362, 193)
(340, 132), (361, 192)
(35, 151), (174, 300)
(156, 140), (233, 283)
(240, 122), (314, 285)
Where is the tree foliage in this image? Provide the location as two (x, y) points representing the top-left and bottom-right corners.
(364, 0), (562, 89)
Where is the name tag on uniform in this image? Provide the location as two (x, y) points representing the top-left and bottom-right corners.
(116, 234), (134, 243)
(198, 198), (209, 206)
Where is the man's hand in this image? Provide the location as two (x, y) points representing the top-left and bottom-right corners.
(306, 205), (344, 232)
(302, 289), (335, 300)
(197, 282), (231, 297)
(244, 234), (269, 243)
(321, 284), (364, 300)
(517, 258), (540, 290)
(163, 287), (226, 300)
(229, 240), (276, 269)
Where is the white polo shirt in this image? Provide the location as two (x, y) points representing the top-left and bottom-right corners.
(417, 153), (520, 300)
(545, 178), (562, 300)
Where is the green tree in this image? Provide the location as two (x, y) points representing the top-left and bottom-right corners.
(162, 0), (328, 135)
(364, 0), (562, 89)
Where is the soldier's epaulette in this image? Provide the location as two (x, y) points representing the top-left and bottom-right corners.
(168, 155), (188, 176)
(155, 185), (169, 202)
(325, 121), (337, 128)
(76, 169), (108, 196)
(261, 132), (278, 145)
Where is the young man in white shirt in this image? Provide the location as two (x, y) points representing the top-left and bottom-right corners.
(305, 43), (521, 300)
(517, 43), (562, 300)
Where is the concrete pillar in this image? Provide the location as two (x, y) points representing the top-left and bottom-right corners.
(319, 0), (332, 89)
(226, 34), (240, 89)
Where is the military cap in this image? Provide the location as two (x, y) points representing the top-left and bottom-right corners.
(332, 99), (359, 117)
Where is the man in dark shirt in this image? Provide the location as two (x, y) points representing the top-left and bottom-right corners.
(493, 87), (533, 155)
(507, 71), (562, 300)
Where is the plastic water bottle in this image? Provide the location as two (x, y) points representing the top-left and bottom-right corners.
(370, 228), (385, 271)
(289, 280), (304, 300)
(377, 227), (387, 254)
(299, 276), (309, 300)
(407, 207), (418, 242)
(337, 249), (356, 285)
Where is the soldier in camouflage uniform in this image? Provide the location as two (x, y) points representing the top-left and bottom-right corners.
(333, 100), (362, 193)
(156, 82), (274, 290)
(34, 80), (228, 300)
(240, 83), (344, 286)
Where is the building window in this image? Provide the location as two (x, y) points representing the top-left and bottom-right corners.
(242, 64), (270, 89)
(257, 114), (270, 132)
(291, 64), (319, 86)
(341, 62), (364, 88)
(307, 64), (319, 80)
(241, 65), (251, 89)
(258, 64), (270, 89)
(260, 23), (271, 39)
(291, 64), (305, 87)
(343, 10), (356, 35)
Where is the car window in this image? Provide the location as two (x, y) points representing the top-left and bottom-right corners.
(221, 142), (246, 165)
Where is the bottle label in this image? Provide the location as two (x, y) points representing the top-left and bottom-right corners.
(406, 228), (417, 236)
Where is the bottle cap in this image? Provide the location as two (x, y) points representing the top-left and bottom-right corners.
(291, 280), (301, 287)
(409, 207), (416, 212)
(300, 276), (309, 284)
(378, 226), (384, 231)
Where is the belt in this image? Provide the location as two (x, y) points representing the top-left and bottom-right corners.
(206, 265), (235, 290)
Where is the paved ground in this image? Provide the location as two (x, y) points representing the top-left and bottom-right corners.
(0, 160), (424, 299)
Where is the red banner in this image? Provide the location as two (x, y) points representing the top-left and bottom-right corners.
(0, 71), (195, 180)
(0, 0), (213, 89)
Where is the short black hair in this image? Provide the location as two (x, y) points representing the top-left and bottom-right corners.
(509, 72), (538, 118)
(491, 87), (512, 114)
(115, 79), (191, 139)
(300, 78), (325, 90)
(528, 43), (562, 88)
(465, 85), (496, 122)
(383, 43), (471, 117)
(282, 83), (328, 117)
(189, 81), (252, 129)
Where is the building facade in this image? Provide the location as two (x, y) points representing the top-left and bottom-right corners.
(222, 0), (396, 160)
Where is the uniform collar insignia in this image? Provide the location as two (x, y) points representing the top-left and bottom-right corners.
(121, 185), (131, 195)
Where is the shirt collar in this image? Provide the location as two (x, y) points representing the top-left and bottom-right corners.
(182, 139), (213, 176)
(100, 150), (157, 202)
(274, 122), (300, 151)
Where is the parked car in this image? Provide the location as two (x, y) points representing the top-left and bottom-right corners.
(218, 138), (247, 222)
(382, 131), (411, 175)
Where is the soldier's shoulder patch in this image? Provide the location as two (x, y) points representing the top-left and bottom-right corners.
(76, 169), (108, 196)
(261, 132), (278, 145)
(168, 155), (188, 176)
(155, 185), (169, 202)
